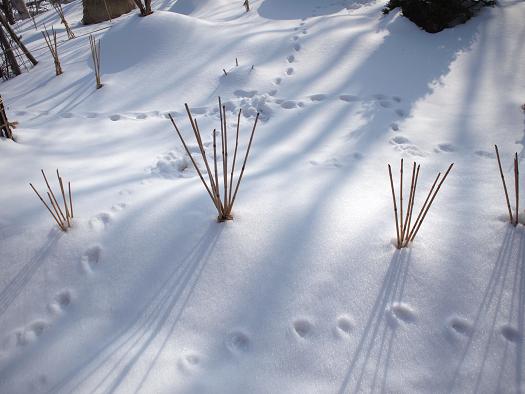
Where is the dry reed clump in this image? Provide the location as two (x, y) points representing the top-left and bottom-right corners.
(89, 35), (102, 89)
(168, 98), (260, 222)
(53, 2), (75, 39)
(495, 145), (520, 226)
(30, 169), (74, 232)
(42, 25), (63, 76)
(388, 159), (454, 249)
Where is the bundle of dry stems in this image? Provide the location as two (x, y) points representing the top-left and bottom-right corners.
(168, 98), (259, 222)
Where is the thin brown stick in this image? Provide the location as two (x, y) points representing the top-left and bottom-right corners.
(515, 153), (519, 226)
(89, 35), (102, 89)
(406, 172), (441, 242)
(57, 169), (70, 226)
(399, 158), (404, 243)
(388, 164), (401, 249)
(227, 112), (259, 215)
(228, 108), (242, 206)
(42, 25), (62, 76)
(222, 69), (227, 76)
(53, 2), (75, 39)
(185, 104), (222, 212)
(47, 191), (64, 228)
(41, 169), (67, 223)
(68, 181), (73, 218)
(30, 183), (65, 231)
(213, 126), (219, 209)
(403, 164), (420, 247)
(402, 161), (416, 238)
(168, 114), (218, 210)
(410, 163), (454, 242)
(495, 145), (514, 224)
(222, 105), (228, 212)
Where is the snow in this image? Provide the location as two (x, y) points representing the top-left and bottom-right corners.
(1, 0), (525, 392)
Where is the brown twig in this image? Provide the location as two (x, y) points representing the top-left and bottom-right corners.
(494, 145), (514, 224)
(515, 153), (519, 226)
(42, 25), (62, 76)
(53, 2), (75, 39)
(30, 183), (65, 231)
(388, 164), (401, 249)
(89, 35), (102, 89)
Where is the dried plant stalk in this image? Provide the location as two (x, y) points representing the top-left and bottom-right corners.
(42, 25), (62, 76)
(388, 160), (453, 248)
(495, 145), (514, 223)
(515, 153), (520, 226)
(30, 169), (74, 231)
(495, 145), (521, 226)
(53, 2), (75, 39)
(89, 35), (102, 89)
(169, 99), (260, 221)
(0, 94), (13, 140)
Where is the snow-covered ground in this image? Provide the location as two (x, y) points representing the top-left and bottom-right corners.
(1, 0), (525, 392)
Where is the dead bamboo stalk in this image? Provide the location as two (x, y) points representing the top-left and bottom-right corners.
(41, 169), (67, 223)
(68, 181), (73, 218)
(228, 108), (242, 206)
(227, 112), (259, 215)
(388, 164), (401, 249)
(42, 25), (62, 76)
(30, 183), (65, 231)
(494, 145), (514, 224)
(89, 35), (102, 89)
(406, 172), (441, 243)
(402, 161), (416, 239)
(57, 169), (71, 227)
(403, 164), (420, 247)
(222, 104), (228, 212)
(47, 191), (64, 228)
(515, 153), (519, 226)
(409, 163), (454, 242)
(168, 114), (218, 210)
(399, 158), (404, 243)
(53, 2), (75, 39)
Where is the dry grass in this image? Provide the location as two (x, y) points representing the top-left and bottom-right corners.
(89, 35), (102, 89)
(495, 145), (520, 226)
(30, 169), (74, 232)
(42, 25), (63, 76)
(168, 98), (260, 222)
(388, 159), (454, 248)
(53, 2), (75, 40)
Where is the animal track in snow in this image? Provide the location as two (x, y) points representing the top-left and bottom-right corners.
(391, 123), (399, 131)
(293, 43), (301, 52)
(81, 245), (102, 273)
(335, 315), (354, 337)
(111, 202), (127, 212)
(287, 55), (295, 63)
(339, 94), (359, 102)
(274, 77), (282, 85)
(448, 316), (474, 337)
(386, 303), (416, 326)
(435, 143), (456, 153)
(380, 100), (392, 108)
(500, 324), (521, 343)
(29, 320), (47, 338)
(395, 109), (406, 118)
(393, 96), (402, 103)
(373, 94), (387, 100)
(390, 136), (411, 145)
(268, 89), (278, 96)
(292, 319), (313, 338)
(286, 67), (294, 75)
(293, 35), (299, 41)
(60, 112), (73, 118)
(48, 289), (72, 315)
(281, 101), (297, 109)
(234, 89), (258, 98)
(135, 113), (147, 120)
(110, 114), (121, 121)
(89, 212), (113, 231)
(310, 94), (327, 102)
(85, 112), (98, 118)
(297, 102), (305, 108)
(225, 331), (250, 353)
(178, 352), (201, 373)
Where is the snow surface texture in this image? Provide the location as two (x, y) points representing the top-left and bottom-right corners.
(1, 0), (525, 393)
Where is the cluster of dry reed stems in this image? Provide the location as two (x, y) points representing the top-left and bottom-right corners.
(30, 169), (74, 232)
(89, 34), (102, 89)
(0, 94), (16, 140)
(388, 159), (454, 249)
(52, 2), (75, 40)
(133, 0), (153, 16)
(495, 145), (520, 226)
(42, 25), (62, 76)
(168, 98), (259, 222)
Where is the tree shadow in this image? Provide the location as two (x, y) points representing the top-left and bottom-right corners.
(337, 248), (413, 393)
(44, 222), (222, 394)
(447, 225), (525, 393)
(0, 229), (62, 319)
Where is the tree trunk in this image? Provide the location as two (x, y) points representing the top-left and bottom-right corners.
(11, 0), (29, 20)
(0, 10), (38, 65)
(0, 0), (14, 24)
(0, 26), (20, 75)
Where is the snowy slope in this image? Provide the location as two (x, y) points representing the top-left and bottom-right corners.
(1, 0), (525, 393)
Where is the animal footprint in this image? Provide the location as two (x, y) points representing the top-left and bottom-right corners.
(111, 202), (127, 212)
(274, 77), (282, 85)
(391, 123), (399, 131)
(292, 319), (313, 338)
(448, 316), (474, 337)
(281, 101), (297, 109)
(293, 43), (301, 52)
(177, 352), (201, 373)
(386, 303), (416, 326)
(500, 324), (521, 343)
(286, 68), (294, 75)
(287, 55), (295, 63)
(435, 143), (456, 153)
(339, 94), (359, 102)
(109, 114), (121, 121)
(334, 315), (354, 337)
(135, 113), (147, 120)
(60, 112), (73, 118)
(390, 136), (411, 145)
(225, 331), (250, 353)
(29, 320), (47, 337)
(310, 94), (326, 102)
(89, 212), (112, 231)
(392, 96), (402, 103)
(48, 289), (72, 315)
(81, 245), (102, 273)
(395, 109), (406, 118)
(380, 100), (392, 108)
